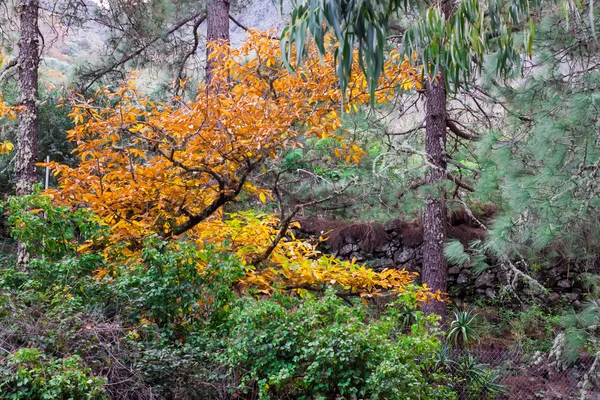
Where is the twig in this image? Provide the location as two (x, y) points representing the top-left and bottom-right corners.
(250, 179), (355, 266)
(0, 58), (17, 85)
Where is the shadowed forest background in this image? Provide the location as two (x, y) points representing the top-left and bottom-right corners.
(0, 0), (600, 398)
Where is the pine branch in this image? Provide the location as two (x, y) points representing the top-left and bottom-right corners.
(446, 172), (475, 192)
(80, 12), (207, 92)
(447, 118), (480, 140)
(458, 200), (547, 293)
(445, 157), (482, 174)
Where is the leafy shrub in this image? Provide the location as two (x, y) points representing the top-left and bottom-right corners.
(0, 194), (457, 399)
(0, 348), (108, 399)
(221, 290), (454, 399)
(113, 237), (246, 334)
(3, 188), (108, 261)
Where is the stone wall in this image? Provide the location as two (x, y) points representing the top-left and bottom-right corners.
(297, 216), (592, 306)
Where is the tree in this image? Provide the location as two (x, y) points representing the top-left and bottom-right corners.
(47, 31), (429, 298)
(282, 0), (536, 325)
(66, 0), (252, 92)
(472, 6), (600, 278)
(15, 0), (39, 197)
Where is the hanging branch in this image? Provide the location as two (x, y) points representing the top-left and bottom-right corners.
(174, 14), (206, 94)
(447, 118), (480, 140)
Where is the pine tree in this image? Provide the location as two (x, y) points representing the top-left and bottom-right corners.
(281, 0), (535, 324)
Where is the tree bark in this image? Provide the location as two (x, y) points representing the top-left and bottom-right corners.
(205, 0), (229, 84)
(420, 0), (453, 327)
(16, 0), (40, 266)
(421, 73), (448, 327)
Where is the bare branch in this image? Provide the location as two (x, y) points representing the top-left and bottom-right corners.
(175, 14), (205, 94)
(446, 172), (475, 192)
(229, 14), (249, 31)
(171, 160), (260, 237)
(250, 179), (355, 266)
(0, 58), (17, 85)
(447, 118), (480, 140)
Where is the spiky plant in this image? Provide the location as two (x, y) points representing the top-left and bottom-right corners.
(447, 310), (480, 349)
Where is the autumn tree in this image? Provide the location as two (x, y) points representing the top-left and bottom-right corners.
(47, 31), (430, 298)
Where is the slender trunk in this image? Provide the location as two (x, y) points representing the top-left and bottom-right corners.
(205, 0), (229, 84)
(205, 0), (230, 219)
(420, 0), (453, 327)
(16, 0), (40, 266)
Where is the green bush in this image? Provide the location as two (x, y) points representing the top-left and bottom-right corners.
(0, 193), (458, 399)
(221, 291), (455, 400)
(3, 189), (108, 261)
(0, 348), (108, 400)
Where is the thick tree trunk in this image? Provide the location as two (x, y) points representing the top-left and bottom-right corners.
(421, 0), (453, 327)
(16, 0), (39, 196)
(421, 74), (448, 327)
(16, 0), (40, 266)
(205, 0), (229, 84)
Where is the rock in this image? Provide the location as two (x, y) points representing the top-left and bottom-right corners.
(337, 244), (355, 257)
(394, 248), (415, 264)
(549, 265), (568, 278)
(375, 243), (392, 254)
(531, 351), (544, 366)
(475, 272), (496, 288)
(485, 288), (497, 298)
(557, 279), (573, 288)
(457, 273), (470, 284)
(448, 267), (461, 275)
(566, 292), (580, 302)
(349, 252), (365, 262)
(549, 292), (562, 302)
(370, 258), (394, 270)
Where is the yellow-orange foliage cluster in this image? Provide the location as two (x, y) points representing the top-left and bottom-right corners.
(0, 54), (15, 154)
(0, 93), (15, 155)
(46, 30), (436, 300)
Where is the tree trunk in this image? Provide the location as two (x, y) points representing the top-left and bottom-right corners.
(421, 0), (453, 327)
(205, 0), (229, 84)
(421, 74), (448, 327)
(16, 0), (40, 266)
